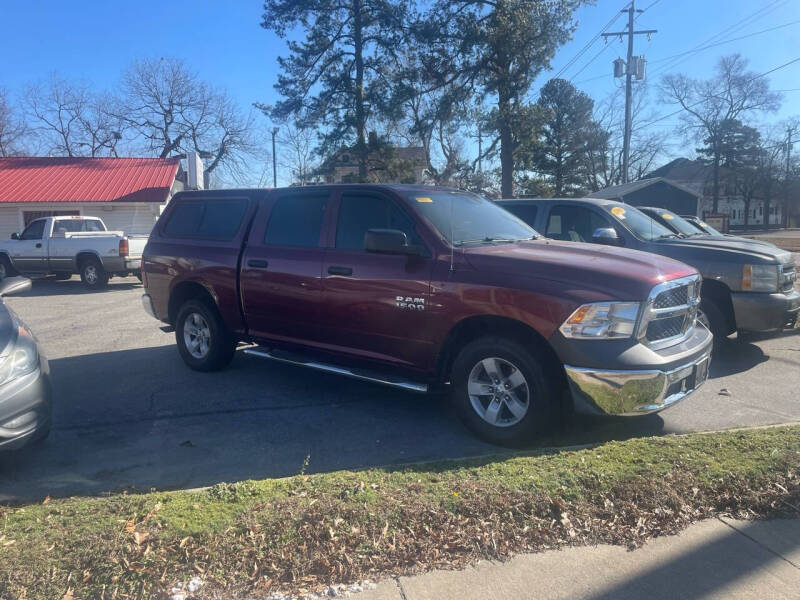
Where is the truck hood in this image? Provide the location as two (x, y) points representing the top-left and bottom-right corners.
(653, 236), (794, 266)
(463, 239), (696, 301)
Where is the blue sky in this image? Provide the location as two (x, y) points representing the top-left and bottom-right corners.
(3, 0), (800, 183)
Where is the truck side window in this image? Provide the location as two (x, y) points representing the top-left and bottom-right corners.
(264, 194), (328, 247)
(21, 220), (45, 240)
(504, 204), (538, 227)
(84, 220), (105, 232)
(546, 206), (612, 243)
(336, 193), (423, 251)
(164, 199), (249, 240)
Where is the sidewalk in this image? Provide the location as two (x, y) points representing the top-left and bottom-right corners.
(360, 518), (800, 600)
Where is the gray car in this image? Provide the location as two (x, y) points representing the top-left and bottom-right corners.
(0, 277), (52, 450)
(497, 198), (799, 339)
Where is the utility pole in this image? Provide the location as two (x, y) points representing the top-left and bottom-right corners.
(784, 125), (794, 228)
(603, 1), (656, 183)
(271, 127), (279, 188)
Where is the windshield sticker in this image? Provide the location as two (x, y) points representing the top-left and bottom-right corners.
(415, 196), (433, 203)
(662, 213), (674, 220)
(610, 206), (626, 218)
(700, 221), (708, 227)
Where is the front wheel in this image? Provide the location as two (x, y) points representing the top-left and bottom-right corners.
(175, 299), (236, 371)
(79, 258), (109, 290)
(698, 297), (729, 341)
(450, 337), (560, 447)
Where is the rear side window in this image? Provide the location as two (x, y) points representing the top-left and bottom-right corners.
(503, 204), (538, 227)
(264, 194), (329, 247)
(163, 198), (249, 240)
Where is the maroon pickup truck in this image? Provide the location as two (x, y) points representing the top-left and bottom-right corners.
(141, 185), (713, 445)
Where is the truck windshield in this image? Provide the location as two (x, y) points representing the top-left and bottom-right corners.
(407, 191), (538, 246)
(653, 209), (705, 237)
(602, 204), (677, 241)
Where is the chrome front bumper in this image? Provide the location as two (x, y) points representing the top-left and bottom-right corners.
(564, 351), (711, 416)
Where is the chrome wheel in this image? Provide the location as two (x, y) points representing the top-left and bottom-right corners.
(467, 357), (530, 428)
(183, 312), (211, 359)
(84, 264), (98, 285)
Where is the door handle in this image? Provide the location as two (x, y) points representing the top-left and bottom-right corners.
(247, 259), (269, 269)
(35, 243), (42, 248)
(328, 265), (353, 276)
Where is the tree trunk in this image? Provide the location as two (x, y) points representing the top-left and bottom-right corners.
(498, 91), (514, 198)
(353, 0), (367, 182)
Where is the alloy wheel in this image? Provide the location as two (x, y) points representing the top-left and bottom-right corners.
(183, 312), (211, 359)
(467, 357), (530, 427)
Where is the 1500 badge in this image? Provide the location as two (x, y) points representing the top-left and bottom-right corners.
(396, 296), (425, 310)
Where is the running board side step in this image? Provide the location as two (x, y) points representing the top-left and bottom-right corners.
(243, 348), (429, 393)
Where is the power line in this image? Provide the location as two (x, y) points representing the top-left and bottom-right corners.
(571, 0), (658, 84)
(554, 7), (627, 79)
(652, 0), (789, 75)
(639, 56), (800, 129)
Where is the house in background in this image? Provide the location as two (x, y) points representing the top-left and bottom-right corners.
(320, 132), (427, 184)
(645, 158), (783, 227)
(588, 178), (702, 216)
(0, 157), (184, 240)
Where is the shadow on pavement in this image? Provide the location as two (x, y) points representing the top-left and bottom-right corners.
(0, 341), (677, 503)
(583, 519), (799, 600)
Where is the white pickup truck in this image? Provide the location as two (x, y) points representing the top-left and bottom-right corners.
(0, 216), (147, 289)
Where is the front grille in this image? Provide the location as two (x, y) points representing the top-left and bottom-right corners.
(653, 286), (688, 309)
(646, 316), (686, 342)
(639, 275), (701, 348)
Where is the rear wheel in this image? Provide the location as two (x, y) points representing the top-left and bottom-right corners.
(0, 256), (18, 280)
(79, 258), (108, 290)
(175, 299), (236, 371)
(450, 337), (560, 447)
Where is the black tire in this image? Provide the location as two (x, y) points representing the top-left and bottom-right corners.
(54, 272), (72, 281)
(450, 336), (560, 447)
(0, 255), (18, 280)
(698, 297), (729, 341)
(175, 299), (236, 371)
(79, 257), (109, 290)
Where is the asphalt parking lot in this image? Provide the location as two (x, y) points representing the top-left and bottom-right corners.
(0, 276), (798, 502)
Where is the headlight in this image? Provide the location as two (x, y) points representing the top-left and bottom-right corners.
(742, 264), (779, 292)
(559, 302), (640, 339)
(0, 327), (39, 386)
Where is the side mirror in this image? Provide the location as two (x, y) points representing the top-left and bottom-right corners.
(364, 229), (422, 256)
(10, 233), (19, 240)
(0, 276), (31, 297)
(591, 227), (623, 246)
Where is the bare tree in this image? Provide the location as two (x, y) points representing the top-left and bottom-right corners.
(661, 54), (781, 212)
(25, 76), (121, 157)
(0, 88), (29, 156)
(117, 57), (260, 178)
(585, 86), (667, 190)
(276, 120), (319, 185)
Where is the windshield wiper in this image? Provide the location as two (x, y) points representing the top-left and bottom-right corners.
(454, 237), (520, 246)
(656, 233), (679, 239)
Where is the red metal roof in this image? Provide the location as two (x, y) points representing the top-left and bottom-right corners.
(0, 157), (181, 203)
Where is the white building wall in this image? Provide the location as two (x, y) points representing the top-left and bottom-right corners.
(0, 202), (164, 241)
(700, 197), (782, 227)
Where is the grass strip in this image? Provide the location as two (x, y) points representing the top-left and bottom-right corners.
(1, 425), (798, 599)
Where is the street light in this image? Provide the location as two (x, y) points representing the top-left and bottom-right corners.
(271, 127), (279, 188)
